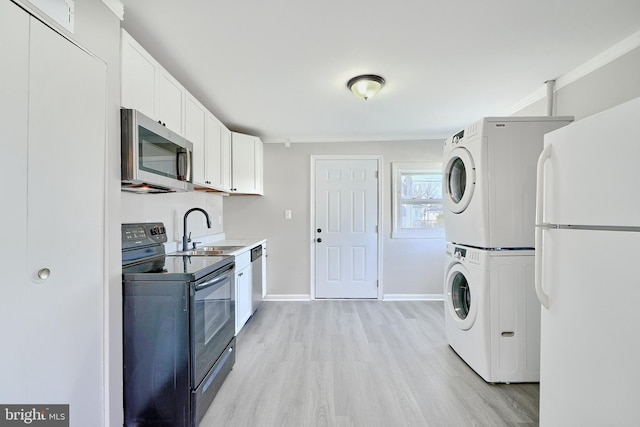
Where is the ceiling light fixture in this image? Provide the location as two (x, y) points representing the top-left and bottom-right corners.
(347, 74), (385, 100)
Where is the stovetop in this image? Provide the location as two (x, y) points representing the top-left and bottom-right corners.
(122, 222), (233, 281)
(122, 254), (233, 281)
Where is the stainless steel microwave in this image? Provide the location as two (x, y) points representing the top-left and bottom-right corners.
(121, 108), (193, 193)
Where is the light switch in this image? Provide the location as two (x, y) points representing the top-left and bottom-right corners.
(284, 210), (292, 220)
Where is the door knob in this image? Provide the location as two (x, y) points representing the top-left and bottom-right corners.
(316, 238), (322, 243)
(38, 268), (51, 280)
(317, 228), (322, 233)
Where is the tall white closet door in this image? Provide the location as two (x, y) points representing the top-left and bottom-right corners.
(0, 0), (30, 401)
(0, 4), (106, 425)
(26, 16), (106, 423)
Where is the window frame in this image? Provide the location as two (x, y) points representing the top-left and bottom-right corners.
(391, 162), (444, 239)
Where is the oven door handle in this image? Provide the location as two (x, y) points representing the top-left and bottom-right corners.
(195, 274), (230, 292)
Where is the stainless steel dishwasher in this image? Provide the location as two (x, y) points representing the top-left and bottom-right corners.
(250, 245), (263, 313)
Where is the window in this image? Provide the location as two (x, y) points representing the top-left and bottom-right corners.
(392, 162), (444, 239)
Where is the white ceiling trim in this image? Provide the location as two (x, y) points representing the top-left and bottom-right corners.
(503, 30), (640, 115)
(101, 0), (123, 20)
(262, 135), (439, 144)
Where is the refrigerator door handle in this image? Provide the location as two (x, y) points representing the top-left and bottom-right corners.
(535, 144), (552, 309)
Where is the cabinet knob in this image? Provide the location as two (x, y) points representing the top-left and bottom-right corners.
(38, 268), (51, 280)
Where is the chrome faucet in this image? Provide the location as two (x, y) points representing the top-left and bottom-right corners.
(182, 208), (212, 251)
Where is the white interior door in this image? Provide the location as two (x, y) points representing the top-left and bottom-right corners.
(314, 159), (379, 298)
(0, 8), (106, 423)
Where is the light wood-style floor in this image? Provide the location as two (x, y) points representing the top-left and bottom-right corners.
(201, 301), (539, 427)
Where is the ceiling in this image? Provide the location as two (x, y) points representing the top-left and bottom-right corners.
(119, 0), (640, 142)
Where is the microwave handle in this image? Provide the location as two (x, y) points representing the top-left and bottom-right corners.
(177, 150), (191, 181)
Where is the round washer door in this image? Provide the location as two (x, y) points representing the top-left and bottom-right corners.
(445, 263), (477, 330)
(443, 147), (476, 214)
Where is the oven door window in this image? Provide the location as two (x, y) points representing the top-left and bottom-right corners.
(192, 271), (235, 387)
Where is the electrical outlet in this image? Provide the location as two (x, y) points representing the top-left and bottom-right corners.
(284, 210), (292, 220)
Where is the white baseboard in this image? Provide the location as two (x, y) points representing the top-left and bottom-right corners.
(263, 294), (311, 301)
(383, 294), (445, 301)
(263, 294), (445, 302)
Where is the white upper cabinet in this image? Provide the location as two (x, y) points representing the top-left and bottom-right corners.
(158, 70), (185, 135)
(185, 93), (207, 185)
(255, 136), (264, 195)
(120, 29), (156, 119)
(220, 126), (233, 191)
(231, 132), (263, 195)
(204, 113), (234, 192)
(121, 29), (185, 136)
(121, 29), (263, 195)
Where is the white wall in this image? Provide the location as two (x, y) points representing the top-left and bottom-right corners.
(514, 46), (640, 118)
(223, 140), (447, 299)
(224, 43), (640, 301)
(121, 192), (226, 245)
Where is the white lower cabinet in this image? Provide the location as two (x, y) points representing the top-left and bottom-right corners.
(262, 242), (267, 298)
(235, 251), (253, 334)
(0, 2), (106, 425)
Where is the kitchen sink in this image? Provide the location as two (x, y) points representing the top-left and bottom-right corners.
(169, 245), (245, 256)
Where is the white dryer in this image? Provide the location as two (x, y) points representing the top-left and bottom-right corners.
(444, 243), (540, 383)
(442, 116), (573, 249)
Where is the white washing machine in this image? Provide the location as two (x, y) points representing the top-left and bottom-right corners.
(444, 243), (541, 383)
(442, 116), (573, 249)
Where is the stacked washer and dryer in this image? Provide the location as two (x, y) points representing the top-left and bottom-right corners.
(442, 116), (572, 383)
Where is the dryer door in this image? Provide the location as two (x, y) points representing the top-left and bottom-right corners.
(445, 263), (477, 330)
(443, 147), (476, 214)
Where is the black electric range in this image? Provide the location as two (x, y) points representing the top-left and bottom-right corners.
(122, 222), (232, 281)
(121, 222), (236, 427)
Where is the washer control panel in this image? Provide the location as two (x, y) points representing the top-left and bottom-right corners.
(447, 243), (481, 264)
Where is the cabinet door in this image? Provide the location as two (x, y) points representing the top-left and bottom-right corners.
(0, 0), (30, 401)
(27, 17), (106, 420)
(120, 29), (156, 119)
(262, 243), (267, 298)
(235, 264), (252, 334)
(255, 137), (264, 195)
(186, 94), (207, 185)
(157, 68), (185, 135)
(231, 132), (257, 193)
(220, 127), (232, 191)
(205, 113), (223, 188)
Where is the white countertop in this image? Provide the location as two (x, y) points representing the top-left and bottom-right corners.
(164, 233), (266, 255)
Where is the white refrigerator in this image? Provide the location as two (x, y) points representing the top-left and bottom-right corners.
(535, 97), (640, 426)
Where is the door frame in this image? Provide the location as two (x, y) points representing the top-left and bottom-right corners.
(310, 155), (384, 300)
